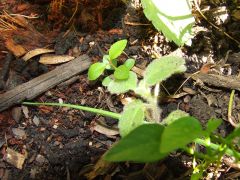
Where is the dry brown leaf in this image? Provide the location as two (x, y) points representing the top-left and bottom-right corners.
(22, 48), (54, 61)
(39, 54), (75, 65)
(91, 121), (119, 136)
(4, 148), (26, 169)
(169, 92), (188, 99)
(5, 39), (26, 57)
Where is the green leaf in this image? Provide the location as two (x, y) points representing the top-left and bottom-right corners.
(109, 39), (127, 60)
(103, 55), (117, 70)
(104, 124), (167, 162)
(141, 0), (195, 46)
(144, 56), (186, 86)
(124, 58), (135, 70)
(102, 76), (112, 86)
(114, 65), (130, 80)
(107, 71), (137, 94)
(119, 100), (145, 137)
(161, 110), (189, 125)
(226, 126), (240, 142)
(206, 119), (222, 135)
(88, 62), (106, 80)
(160, 117), (203, 154)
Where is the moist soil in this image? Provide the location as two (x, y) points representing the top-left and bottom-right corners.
(0, 0), (240, 179)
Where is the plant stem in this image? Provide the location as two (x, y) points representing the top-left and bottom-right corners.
(22, 102), (121, 119)
(194, 138), (240, 159)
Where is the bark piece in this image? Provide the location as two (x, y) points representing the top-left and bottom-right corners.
(187, 73), (240, 91)
(0, 55), (91, 112)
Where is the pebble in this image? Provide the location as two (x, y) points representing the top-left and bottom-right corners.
(11, 107), (22, 123)
(22, 106), (29, 118)
(32, 116), (40, 126)
(35, 154), (48, 165)
(12, 128), (26, 139)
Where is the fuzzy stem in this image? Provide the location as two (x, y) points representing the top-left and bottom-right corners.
(22, 102), (121, 119)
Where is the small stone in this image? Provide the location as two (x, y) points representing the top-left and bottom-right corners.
(21, 106), (29, 118)
(11, 107), (22, 123)
(53, 141), (60, 146)
(12, 128), (26, 139)
(53, 125), (58, 129)
(35, 154), (48, 165)
(32, 116), (40, 126)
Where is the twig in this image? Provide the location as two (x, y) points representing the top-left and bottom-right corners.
(228, 90), (238, 127)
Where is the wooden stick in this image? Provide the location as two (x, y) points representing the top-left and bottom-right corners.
(0, 54), (91, 112)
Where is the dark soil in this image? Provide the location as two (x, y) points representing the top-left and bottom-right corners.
(0, 0), (240, 179)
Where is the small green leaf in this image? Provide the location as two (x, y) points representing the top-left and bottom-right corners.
(206, 119), (222, 135)
(161, 110), (189, 125)
(119, 100), (145, 137)
(104, 124), (167, 162)
(88, 62), (106, 80)
(114, 65), (130, 80)
(102, 76), (112, 86)
(160, 117), (203, 154)
(226, 126), (240, 142)
(109, 39), (127, 60)
(124, 58), (135, 70)
(107, 71), (137, 94)
(144, 56), (186, 86)
(103, 55), (117, 70)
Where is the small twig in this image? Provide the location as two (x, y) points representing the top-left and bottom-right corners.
(124, 21), (151, 26)
(174, 71), (200, 95)
(228, 89), (238, 127)
(9, 13), (40, 19)
(67, 0), (79, 25)
(95, 42), (106, 56)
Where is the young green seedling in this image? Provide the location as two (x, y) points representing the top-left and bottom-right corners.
(88, 39), (137, 94)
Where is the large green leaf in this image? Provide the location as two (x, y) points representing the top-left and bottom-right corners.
(107, 71), (137, 94)
(119, 100), (145, 137)
(104, 124), (167, 162)
(160, 117), (203, 153)
(88, 62), (106, 80)
(109, 39), (127, 60)
(144, 56), (186, 86)
(141, 0), (195, 46)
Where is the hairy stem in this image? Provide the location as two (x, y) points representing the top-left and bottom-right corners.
(22, 102), (121, 119)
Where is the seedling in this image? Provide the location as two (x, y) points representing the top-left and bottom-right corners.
(23, 40), (240, 179)
(88, 39), (137, 94)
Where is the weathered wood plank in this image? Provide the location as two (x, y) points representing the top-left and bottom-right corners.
(0, 54), (91, 112)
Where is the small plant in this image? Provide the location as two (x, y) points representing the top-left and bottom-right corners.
(23, 40), (240, 179)
(88, 39), (137, 94)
